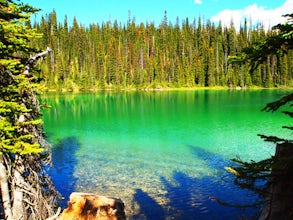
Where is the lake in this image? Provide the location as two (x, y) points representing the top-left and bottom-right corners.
(40, 90), (291, 220)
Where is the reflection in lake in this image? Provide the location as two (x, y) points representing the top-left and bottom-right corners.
(41, 90), (290, 219)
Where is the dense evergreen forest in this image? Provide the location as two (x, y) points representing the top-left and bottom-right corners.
(30, 11), (293, 90)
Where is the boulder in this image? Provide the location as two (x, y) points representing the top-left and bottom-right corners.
(57, 192), (126, 220)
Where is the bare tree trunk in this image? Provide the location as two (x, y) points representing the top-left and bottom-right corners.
(259, 142), (293, 220)
(12, 156), (24, 220)
(0, 155), (12, 220)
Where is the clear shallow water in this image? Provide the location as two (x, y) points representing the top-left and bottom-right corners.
(41, 90), (291, 219)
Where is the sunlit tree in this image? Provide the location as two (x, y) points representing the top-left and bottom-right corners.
(0, 1), (58, 219)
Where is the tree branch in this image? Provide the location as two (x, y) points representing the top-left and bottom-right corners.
(23, 47), (53, 76)
(262, 93), (293, 112)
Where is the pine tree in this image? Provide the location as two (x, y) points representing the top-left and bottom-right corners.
(31, 10), (293, 90)
(0, 1), (58, 219)
(226, 14), (293, 219)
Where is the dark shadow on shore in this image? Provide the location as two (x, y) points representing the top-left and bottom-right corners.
(47, 136), (79, 208)
(132, 145), (261, 220)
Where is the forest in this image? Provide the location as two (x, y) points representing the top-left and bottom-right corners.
(1, 0), (292, 218)
(29, 11), (293, 91)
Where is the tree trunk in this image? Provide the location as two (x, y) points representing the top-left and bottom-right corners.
(0, 155), (12, 220)
(259, 142), (293, 220)
(12, 167), (24, 220)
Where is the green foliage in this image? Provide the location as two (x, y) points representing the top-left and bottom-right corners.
(229, 14), (293, 76)
(258, 92), (293, 143)
(0, 74), (44, 155)
(31, 11), (293, 90)
(227, 15), (293, 201)
(0, 0), (44, 155)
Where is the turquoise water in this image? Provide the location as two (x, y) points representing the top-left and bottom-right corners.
(41, 90), (291, 219)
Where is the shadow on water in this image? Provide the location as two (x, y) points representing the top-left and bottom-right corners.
(132, 189), (165, 220)
(47, 136), (79, 208)
(132, 145), (261, 220)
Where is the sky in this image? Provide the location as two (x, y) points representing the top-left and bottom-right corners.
(21, 0), (293, 29)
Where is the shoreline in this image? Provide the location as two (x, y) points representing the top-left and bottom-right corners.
(40, 85), (293, 93)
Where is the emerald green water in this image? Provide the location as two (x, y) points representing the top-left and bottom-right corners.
(41, 90), (290, 220)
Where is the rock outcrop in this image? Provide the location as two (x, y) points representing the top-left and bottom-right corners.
(52, 192), (126, 220)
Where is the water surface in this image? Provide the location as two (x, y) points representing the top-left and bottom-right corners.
(41, 90), (290, 219)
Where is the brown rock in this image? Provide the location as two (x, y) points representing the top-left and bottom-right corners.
(57, 192), (126, 220)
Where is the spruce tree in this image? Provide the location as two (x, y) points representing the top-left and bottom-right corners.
(0, 1), (58, 219)
(226, 14), (293, 219)
(31, 10), (292, 90)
